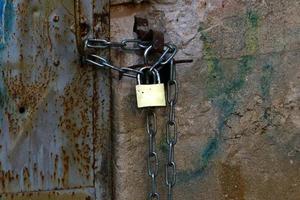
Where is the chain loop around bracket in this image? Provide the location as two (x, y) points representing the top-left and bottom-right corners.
(82, 38), (179, 200)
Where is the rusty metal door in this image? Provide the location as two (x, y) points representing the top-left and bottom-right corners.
(0, 0), (111, 199)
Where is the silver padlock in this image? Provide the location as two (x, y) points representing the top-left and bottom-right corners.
(136, 67), (166, 108)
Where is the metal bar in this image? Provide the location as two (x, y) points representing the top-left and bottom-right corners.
(174, 59), (194, 64)
(74, 0), (84, 55)
(92, 1), (112, 200)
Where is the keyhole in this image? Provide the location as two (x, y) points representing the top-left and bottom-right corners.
(19, 106), (26, 114)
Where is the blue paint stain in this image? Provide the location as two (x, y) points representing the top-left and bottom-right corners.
(0, 0), (14, 49)
(177, 138), (219, 183)
(260, 63), (274, 124)
(200, 138), (218, 166)
(177, 29), (255, 183)
(208, 55), (254, 136)
(260, 64), (273, 102)
(0, 0), (7, 47)
(0, 0), (14, 123)
(215, 97), (236, 132)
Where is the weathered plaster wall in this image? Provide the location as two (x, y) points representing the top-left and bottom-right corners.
(110, 0), (300, 200)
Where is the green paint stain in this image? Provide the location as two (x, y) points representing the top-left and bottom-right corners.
(247, 10), (259, 28)
(206, 58), (224, 98)
(159, 136), (168, 153)
(201, 34), (216, 60)
(245, 10), (260, 54)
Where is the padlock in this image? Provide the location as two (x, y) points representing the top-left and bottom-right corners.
(136, 67), (166, 108)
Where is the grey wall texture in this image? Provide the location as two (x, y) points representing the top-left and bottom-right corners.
(110, 0), (300, 200)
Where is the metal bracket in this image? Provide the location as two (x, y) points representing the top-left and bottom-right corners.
(133, 16), (165, 52)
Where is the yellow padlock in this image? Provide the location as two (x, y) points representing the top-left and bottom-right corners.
(136, 68), (166, 108)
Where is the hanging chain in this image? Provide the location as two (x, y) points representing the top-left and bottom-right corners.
(146, 109), (160, 200)
(143, 60), (178, 200)
(82, 37), (181, 200)
(165, 59), (178, 200)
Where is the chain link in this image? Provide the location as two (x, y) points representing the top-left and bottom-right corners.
(85, 38), (151, 51)
(143, 60), (178, 200)
(146, 109), (160, 200)
(84, 38), (177, 78)
(84, 54), (143, 78)
(165, 59), (178, 200)
(143, 44), (177, 71)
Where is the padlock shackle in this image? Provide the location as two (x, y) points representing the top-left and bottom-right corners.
(137, 67), (161, 85)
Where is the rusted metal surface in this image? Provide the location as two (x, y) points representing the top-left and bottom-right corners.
(0, 0), (111, 198)
(133, 16), (164, 52)
(91, 0), (111, 199)
(0, 187), (95, 200)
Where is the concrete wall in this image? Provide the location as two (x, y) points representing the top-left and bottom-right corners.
(110, 0), (300, 199)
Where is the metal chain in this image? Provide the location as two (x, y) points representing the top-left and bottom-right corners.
(83, 38), (179, 200)
(84, 38), (177, 78)
(165, 59), (178, 200)
(146, 109), (160, 200)
(85, 38), (151, 51)
(84, 54), (143, 78)
(143, 44), (177, 71)
(143, 60), (178, 200)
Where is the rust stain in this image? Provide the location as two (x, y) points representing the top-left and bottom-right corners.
(58, 66), (93, 181)
(0, 0), (58, 191)
(0, 162), (19, 192)
(40, 171), (45, 187)
(4, 68), (53, 110)
(61, 147), (70, 188)
(22, 167), (31, 190)
(0, 190), (94, 200)
(2, 67), (56, 172)
(219, 163), (246, 200)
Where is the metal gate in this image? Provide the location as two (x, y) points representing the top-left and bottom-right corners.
(0, 0), (111, 199)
